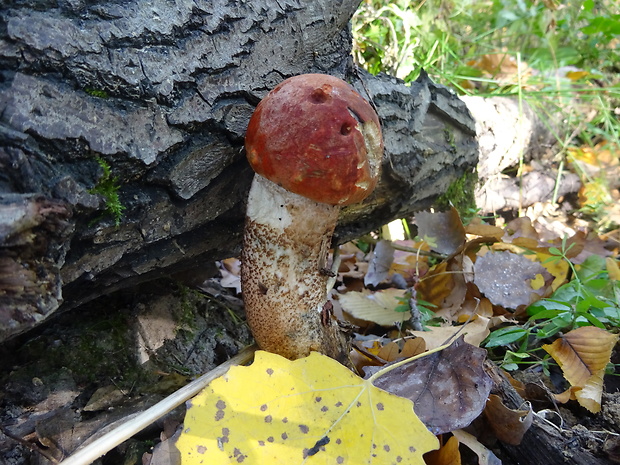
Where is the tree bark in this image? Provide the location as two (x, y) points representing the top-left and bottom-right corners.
(0, 0), (478, 342)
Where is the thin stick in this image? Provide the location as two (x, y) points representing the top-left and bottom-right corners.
(59, 345), (257, 465)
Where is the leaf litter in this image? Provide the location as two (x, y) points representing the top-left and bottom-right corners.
(178, 205), (620, 465)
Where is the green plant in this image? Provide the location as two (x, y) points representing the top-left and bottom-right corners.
(353, 0), (620, 231)
(484, 238), (620, 371)
(89, 157), (125, 226)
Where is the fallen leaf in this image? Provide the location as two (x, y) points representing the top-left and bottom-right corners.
(376, 338), (426, 362)
(365, 240), (395, 287)
(464, 221), (504, 240)
(339, 289), (410, 326)
(474, 251), (550, 309)
(424, 435), (461, 465)
(451, 429), (501, 465)
(608, 258), (620, 280)
(368, 336), (492, 434)
(409, 316), (492, 350)
(542, 326), (619, 413)
(415, 207), (466, 255)
(176, 351), (439, 464)
(483, 394), (533, 445)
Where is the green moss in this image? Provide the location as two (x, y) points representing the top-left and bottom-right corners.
(89, 157), (125, 226)
(85, 87), (109, 99)
(443, 127), (457, 149)
(177, 285), (201, 332)
(436, 168), (479, 222)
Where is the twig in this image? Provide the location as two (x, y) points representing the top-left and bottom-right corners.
(58, 345), (257, 465)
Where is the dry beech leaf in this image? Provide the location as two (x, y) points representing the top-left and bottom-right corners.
(483, 394), (533, 445)
(464, 222), (504, 240)
(474, 251), (550, 309)
(451, 429), (501, 465)
(504, 217), (540, 244)
(416, 261), (453, 308)
(400, 338), (426, 358)
(543, 326), (619, 413)
(424, 435), (461, 465)
(418, 257), (468, 321)
(415, 207), (466, 255)
(377, 341), (401, 362)
(339, 289), (409, 326)
(409, 316), (492, 350)
(176, 351), (438, 464)
(377, 339), (426, 362)
(367, 336), (492, 434)
(365, 240), (395, 287)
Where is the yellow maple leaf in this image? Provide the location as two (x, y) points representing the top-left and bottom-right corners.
(176, 351), (439, 464)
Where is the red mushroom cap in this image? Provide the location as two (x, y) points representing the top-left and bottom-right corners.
(245, 74), (383, 206)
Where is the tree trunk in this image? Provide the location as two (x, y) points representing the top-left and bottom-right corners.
(0, 0), (478, 342)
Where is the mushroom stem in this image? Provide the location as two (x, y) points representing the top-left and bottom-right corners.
(241, 174), (349, 362)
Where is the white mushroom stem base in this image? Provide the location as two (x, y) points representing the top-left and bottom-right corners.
(241, 174), (350, 362)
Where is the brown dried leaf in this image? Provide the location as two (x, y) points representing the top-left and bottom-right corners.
(415, 207), (466, 255)
(368, 336), (492, 434)
(483, 394), (533, 445)
(400, 338), (426, 358)
(474, 251), (549, 309)
(465, 221), (504, 240)
(409, 316), (492, 350)
(543, 327), (619, 413)
(377, 338), (426, 362)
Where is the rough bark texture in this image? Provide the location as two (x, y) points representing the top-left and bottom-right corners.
(0, 0), (478, 343)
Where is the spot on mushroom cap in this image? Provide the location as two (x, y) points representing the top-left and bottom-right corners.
(245, 74), (383, 206)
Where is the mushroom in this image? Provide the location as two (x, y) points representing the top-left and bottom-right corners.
(242, 74), (383, 363)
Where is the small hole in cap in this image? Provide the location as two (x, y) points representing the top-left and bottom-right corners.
(340, 123), (352, 135)
(310, 86), (331, 104)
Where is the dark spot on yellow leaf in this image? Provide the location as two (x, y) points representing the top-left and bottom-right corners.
(258, 440), (265, 446)
(282, 432), (288, 440)
(321, 406), (328, 412)
(409, 446), (416, 452)
(222, 428), (230, 436)
(260, 404), (268, 411)
(216, 400), (226, 410)
(233, 448), (246, 463)
(384, 444), (390, 452)
(215, 410), (224, 421)
(315, 396), (322, 402)
(264, 415), (272, 423)
(376, 402), (384, 410)
(282, 417), (288, 423)
(302, 448), (310, 458)
(336, 438), (342, 444)
(396, 456), (403, 462)
(372, 443), (377, 449)
(267, 436), (274, 442)
(356, 401), (361, 407)
(337, 457), (344, 464)
(299, 424), (309, 434)
(197, 445), (206, 454)
(266, 368), (274, 376)
(335, 401), (343, 407)
(306, 436), (330, 456)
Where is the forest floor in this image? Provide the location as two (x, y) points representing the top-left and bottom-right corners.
(0, 166), (619, 465)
